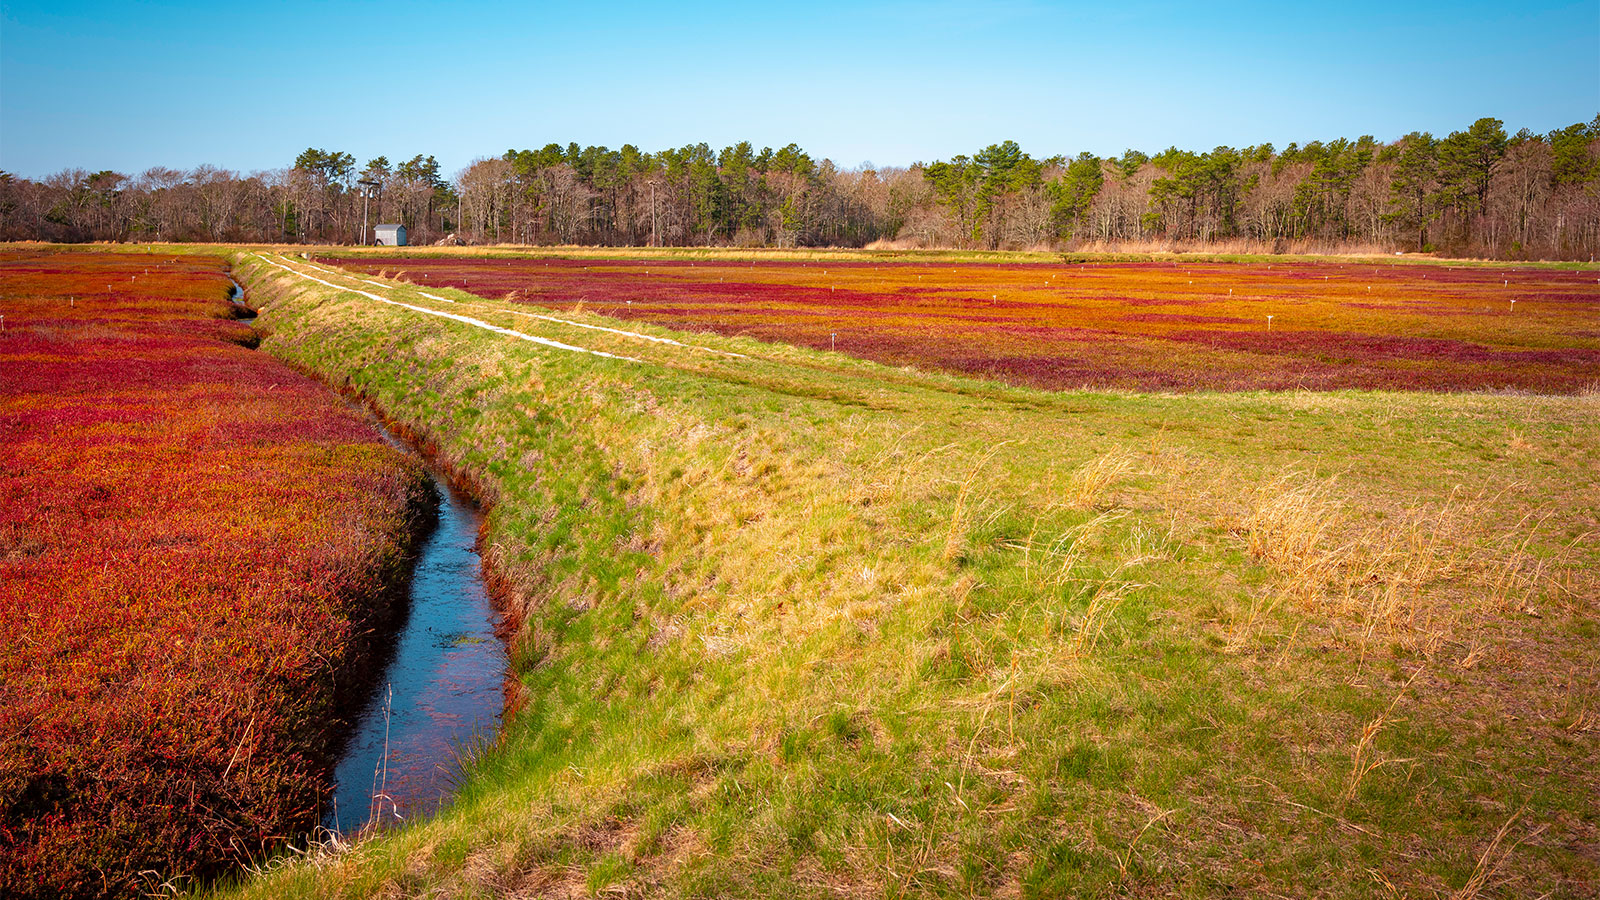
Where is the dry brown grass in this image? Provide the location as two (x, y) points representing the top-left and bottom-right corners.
(1240, 473), (1346, 604)
(1449, 808), (1531, 900)
(1071, 574), (1145, 655)
(942, 442), (1011, 562)
(1223, 587), (1284, 654)
(1064, 450), (1140, 510)
(1004, 509), (1124, 593)
(1341, 670), (1420, 804)
(1064, 237), (1396, 257)
(1223, 469), (1579, 661)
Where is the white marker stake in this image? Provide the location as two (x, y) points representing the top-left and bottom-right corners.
(1267, 315), (1274, 331)
(831, 333), (836, 351)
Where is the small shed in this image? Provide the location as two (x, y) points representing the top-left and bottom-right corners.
(375, 224), (407, 246)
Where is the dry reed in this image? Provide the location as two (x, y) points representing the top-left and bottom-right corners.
(942, 442), (1010, 562)
(1065, 450), (1139, 509)
(1342, 670), (1420, 803)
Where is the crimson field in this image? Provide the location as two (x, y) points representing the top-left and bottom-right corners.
(0, 250), (427, 898)
(320, 253), (1600, 393)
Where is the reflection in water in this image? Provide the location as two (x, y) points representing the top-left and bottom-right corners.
(324, 473), (507, 833)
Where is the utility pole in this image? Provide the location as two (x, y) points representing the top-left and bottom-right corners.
(357, 179), (380, 245)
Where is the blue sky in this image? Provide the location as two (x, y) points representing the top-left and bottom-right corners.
(2, 0), (1596, 179)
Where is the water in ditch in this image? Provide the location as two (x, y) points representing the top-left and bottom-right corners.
(322, 456), (508, 834)
(228, 278), (256, 324)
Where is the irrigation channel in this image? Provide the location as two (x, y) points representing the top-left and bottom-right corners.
(227, 279), (254, 324)
(323, 453), (507, 834)
(228, 276), (509, 835)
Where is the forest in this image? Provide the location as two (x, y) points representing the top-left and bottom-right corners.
(2, 116), (1596, 259)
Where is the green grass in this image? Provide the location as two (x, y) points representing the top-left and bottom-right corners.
(203, 250), (1597, 899)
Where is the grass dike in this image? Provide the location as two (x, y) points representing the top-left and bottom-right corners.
(214, 250), (1598, 898)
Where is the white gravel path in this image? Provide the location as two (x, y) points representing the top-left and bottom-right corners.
(295, 255), (745, 358)
(256, 254), (639, 363)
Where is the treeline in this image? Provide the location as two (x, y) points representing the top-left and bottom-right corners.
(3, 116), (1597, 258)
(0, 151), (459, 247)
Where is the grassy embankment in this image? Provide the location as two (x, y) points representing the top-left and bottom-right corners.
(0, 249), (432, 898)
(218, 250), (1596, 898)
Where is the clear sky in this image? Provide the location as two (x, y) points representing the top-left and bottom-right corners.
(2, 0), (1596, 180)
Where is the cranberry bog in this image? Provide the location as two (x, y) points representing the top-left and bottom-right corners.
(316, 252), (1600, 394)
(0, 249), (429, 898)
(204, 250), (1598, 899)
